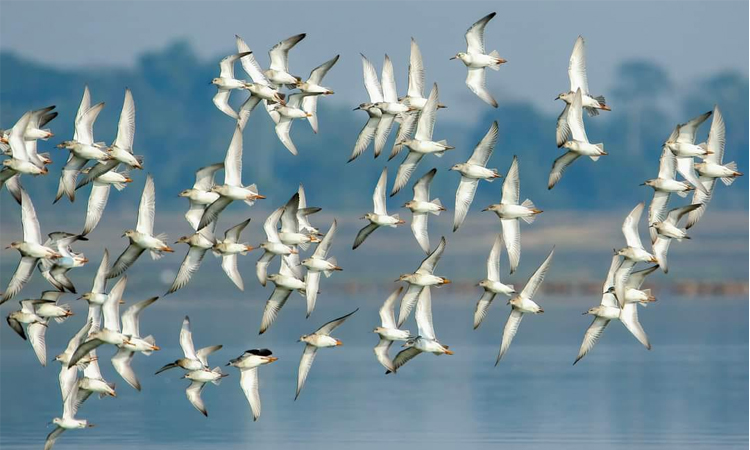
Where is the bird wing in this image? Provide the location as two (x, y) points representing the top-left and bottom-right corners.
(373, 167), (388, 215)
(568, 36), (589, 94)
(685, 177), (715, 229)
(224, 125), (243, 187)
(501, 155), (520, 205)
(135, 174), (156, 235)
(295, 344), (317, 400)
(269, 33), (305, 73)
(657, 145), (677, 179)
(255, 251), (275, 287)
(665, 203), (701, 226)
(361, 54), (384, 103)
(487, 233), (503, 281)
(652, 237), (671, 274)
(407, 38), (424, 98)
(1, 256), (37, 304)
(281, 193), (301, 234)
(305, 271), (320, 318)
(379, 286), (403, 329)
(186, 380), (208, 416)
(350, 115), (379, 162)
(193, 162), (224, 191)
(102, 276), (126, 331)
(473, 291), (496, 330)
(179, 316), (198, 360)
(411, 213), (430, 254)
(275, 117), (298, 155)
(6, 316), (26, 339)
(556, 104), (572, 148)
(381, 54), (399, 103)
(352, 223), (379, 250)
(121, 296), (158, 337)
(390, 347), (421, 373)
(415, 287), (435, 340)
(28, 321), (47, 366)
(705, 105), (725, 164)
(620, 303), (651, 349)
(501, 218), (521, 274)
(602, 254), (622, 293)
(397, 284), (424, 327)
(416, 236), (446, 275)
(468, 121), (499, 166)
(389, 112), (418, 161)
(496, 308), (523, 364)
(235, 35), (270, 85)
(412, 167), (436, 202)
(82, 183), (111, 236)
(263, 207), (284, 243)
(374, 338), (395, 373)
(197, 197), (232, 231)
(9, 111), (32, 161)
(568, 88), (587, 142)
(113, 88), (136, 151)
(676, 157), (708, 194)
(44, 427), (66, 450)
(20, 189), (42, 244)
(520, 248), (554, 300)
(648, 191), (670, 243)
(75, 102), (105, 146)
(112, 347), (140, 391)
(68, 338), (104, 369)
(312, 219), (337, 259)
(414, 83), (439, 141)
(391, 151), (424, 197)
(465, 12), (495, 54)
(221, 254), (244, 291)
(308, 54), (339, 85)
(315, 308), (358, 336)
(54, 155), (88, 203)
(547, 151), (581, 189)
(622, 202), (645, 249)
(240, 367), (262, 420)
(627, 265), (658, 290)
(614, 259), (636, 308)
(218, 52), (242, 79)
(466, 67), (497, 108)
(212, 89), (238, 119)
(259, 287), (292, 334)
(453, 177), (478, 232)
(573, 316), (609, 365)
(196, 345), (222, 367)
(224, 218), (251, 243)
(373, 114), (395, 158)
(107, 244), (145, 280)
(675, 110), (711, 144)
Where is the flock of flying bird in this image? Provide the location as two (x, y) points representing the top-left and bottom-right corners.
(0, 11), (743, 450)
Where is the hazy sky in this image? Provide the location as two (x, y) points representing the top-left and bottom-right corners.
(1, 1), (747, 121)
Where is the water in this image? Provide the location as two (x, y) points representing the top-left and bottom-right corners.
(1, 290), (746, 450)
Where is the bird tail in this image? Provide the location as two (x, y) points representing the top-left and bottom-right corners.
(211, 367), (225, 385)
(141, 335), (157, 356)
(324, 257), (339, 278)
(488, 51), (502, 70)
(430, 198), (444, 215)
(722, 161), (738, 185)
(520, 199), (539, 224)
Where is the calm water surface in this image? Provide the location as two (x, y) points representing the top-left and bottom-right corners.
(1, 289), (747, 450)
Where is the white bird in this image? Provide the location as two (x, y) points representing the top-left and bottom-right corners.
(256, 207), (298, 287)
(451, 120), (500, 232)
(156, 316), (222, 375)
(38, 232), (89, 293)
(392, 83), (452, 196)
(299, 55), (339, 133)
(373, 286), (412, 373)
(388, 287), (453, 373)
(574, 255), (651, 365)
(78, 249), (110, 331)
(235, 36), (287, 129)
(473, 234), (516, 329)
(295, 309), (357, 400)
(353, 167), (405, 249)
(44, 383), (95, 450)
(2, 189), (62, 304)
(211, 52), (253, 119)
(110, 296), (160, 391)
(483, 156), (541, 274)
(395, 237), (450, 327)
(556, 36), (610, 146)
(296, 184), (323, 242)
(614, 203), (658, 307)
(389, 38), (427, 162)
(179, 162), (224, 231)
(76, 348), (117, 407)
(269, 92), (312, 155)
(451, 12), (506, 108)
(228, 349), (278, 421)
(54, 320), (94, 403)
(197, 125), (265, 230)
(67, 276), (130, 369)
(80, 164), (133, 236)
(167, 226), (216, 295)
(29, 291), (74, 324)
(549, 88), (607, 189)
(182, 366), (227, 417)
(1, 111), (47, 181)
(404, 168), (445, 253)
(496, 248), (554, 364)
(55, 96), (110, 203)
(279, 192), (321, 248)
(79, 88), (144, 186)
(213, 218), (255, 291)
(259, 258), (306, 335)
(651, 204), (701, 273)
(302, 220), (342, 317)
(665, 111), (713, 194)
(687, 105), (743, 228)
(6, 296), (51, 365)
(1, 107), (55, 202)
(265, 33), (306, 87)
(615, 264), (659, 307)
(350, 54), (385, 163)
(644, 145), (693, 243)
(108, 174), (174, 279)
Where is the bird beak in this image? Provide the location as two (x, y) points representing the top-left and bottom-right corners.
(481, 207), (489, 212)
(353, 106), (361, 111)
(449, 56), (457, 60)
(639, 182), (646, 186)
(268, 356), (278, 363)
(254, 194), (266, 200)
(555, 95), (561, 100)
(124, 177), (133, 183)
(359, 215), (366, 220)
(119, 299), (125, 304)
(582, 311), (589, 315)
(121, 233), (126, 237)
(442, 279), (451, 284)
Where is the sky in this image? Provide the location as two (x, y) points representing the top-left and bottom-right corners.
(1, 1), (748, 123)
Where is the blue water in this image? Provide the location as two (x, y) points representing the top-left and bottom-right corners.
(1, 289), (747, 450)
